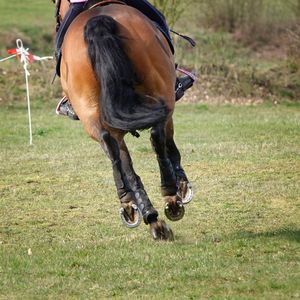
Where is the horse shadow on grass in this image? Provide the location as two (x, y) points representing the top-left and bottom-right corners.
(173, 226), (300, 245)
(234, 227), (300, 243)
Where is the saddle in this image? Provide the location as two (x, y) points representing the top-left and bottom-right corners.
(85, 0), (125, 9)
(85, 0), (175, 53)
(55, 0), (175, 76)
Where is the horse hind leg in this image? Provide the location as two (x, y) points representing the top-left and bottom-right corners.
(119, 139), (158, 224)
(99, 129), (141, 227)
(119, 139), (174, 241)
(101, 129), (173, 241)
(150, 123), (185, 222)
(166, 137), (193, 204)
(165, 118), (193, 204)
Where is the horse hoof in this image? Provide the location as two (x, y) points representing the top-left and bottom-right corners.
(120, 203), (141, 228)
(178, 181), (193, 204)
(164, 200), (185, 221)
(150, 219), (174, 241)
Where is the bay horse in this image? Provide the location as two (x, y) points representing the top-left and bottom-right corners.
(53, 0), (193, 240)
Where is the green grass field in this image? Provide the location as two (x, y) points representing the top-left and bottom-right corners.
(0, 100), (299, 299)
(0, 0), (300, 299)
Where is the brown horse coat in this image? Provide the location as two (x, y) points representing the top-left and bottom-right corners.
(60, 4), (175, 141)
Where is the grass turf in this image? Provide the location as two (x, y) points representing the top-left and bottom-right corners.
(0, 101), (299, 299)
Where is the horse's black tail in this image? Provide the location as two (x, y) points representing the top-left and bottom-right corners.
(84, 15), (169, 131)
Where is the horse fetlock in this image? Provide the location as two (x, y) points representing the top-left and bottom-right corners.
(161, 185), (178, 197)
(120, 191), (135, 204)
(143, 208), (158, 225)
(134, 189), (158, 224)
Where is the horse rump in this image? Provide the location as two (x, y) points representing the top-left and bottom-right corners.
(84, 15), (169, 131)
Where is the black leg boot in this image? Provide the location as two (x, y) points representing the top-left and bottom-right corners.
(175, 75), (195, 101)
